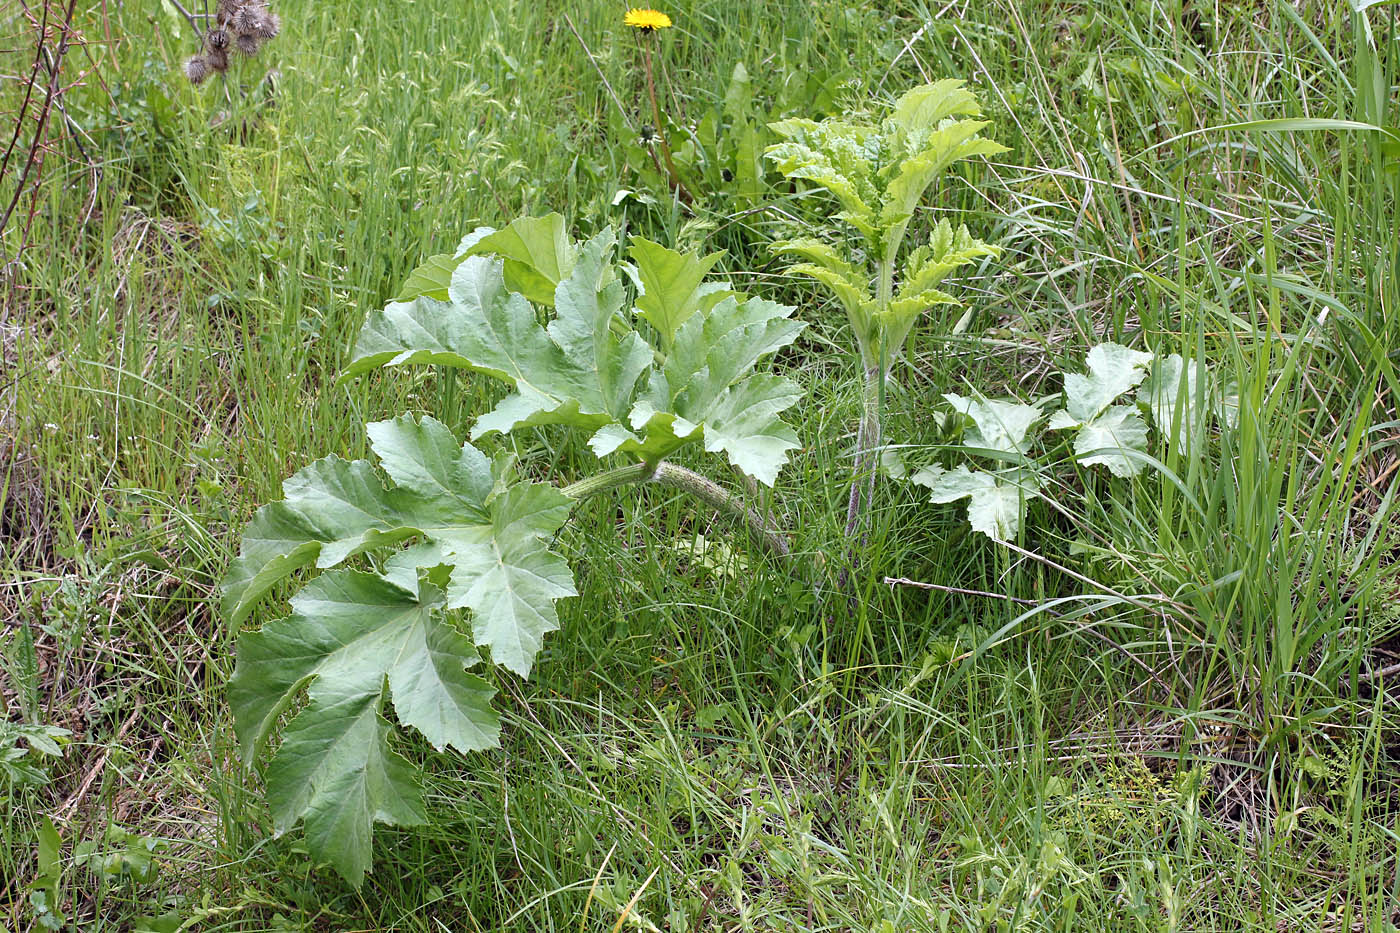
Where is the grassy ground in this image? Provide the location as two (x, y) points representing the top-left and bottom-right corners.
(3, 0), (1399, 929)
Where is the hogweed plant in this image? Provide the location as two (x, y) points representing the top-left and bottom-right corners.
(765, 79), (1006, 539)
(222, 215), (803, 883)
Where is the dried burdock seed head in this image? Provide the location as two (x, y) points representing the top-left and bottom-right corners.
(235, 33), (260, 55)
(251, 10), (280, 39)
(230, 6), (256, 34)
(216, 0), (240, 26)
(206, 28), (230, 51)
(185, 55), (211, 84)
(207, 46), (229, 72)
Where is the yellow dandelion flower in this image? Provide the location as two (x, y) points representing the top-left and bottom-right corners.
(623, 8), (672, 32)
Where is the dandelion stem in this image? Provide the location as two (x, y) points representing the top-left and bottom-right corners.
(640, 40), (692, 204)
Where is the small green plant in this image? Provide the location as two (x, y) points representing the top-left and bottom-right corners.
(29, 818), (64, 931)
(0, 721), (70, 788)
(73, 824), (169, 885)
(224, 215), (804, 884)
(765, 79), (1006, 539)
(907, 344), (1217, 542)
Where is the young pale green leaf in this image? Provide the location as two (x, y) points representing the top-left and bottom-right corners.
(898, 221), (1001, 299)
(766, 119), (882, 242)
(627, 238), (733, 350)
(913, 464), (1037, 541)
(1055, 343), (1154, 425)
(943, 393), (1042, 458)
(222, 415), (576, 677)
(770, 239), (868, 291)
(881, 287), (961, 354)
(770, 239), (875, 339)
(767, 82), (1002, 377)
(886, 222), (990, 352)
(1138, 354), (1211, 451)
(878, 123), (1007, 243)
(888, 79), (984, 136)
(1072, 405), (1150, 477)
(591, 296), (805, 485)
(460, 213), (577, 307)
(230, 570), (498, 885)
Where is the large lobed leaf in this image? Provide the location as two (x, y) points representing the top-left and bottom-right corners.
(223, 415), (575, 675)
(346, 225), (806, 486)
(229, 571), (491, 884)
(224, 415), (577, 884)
(349, 231), (654, 439)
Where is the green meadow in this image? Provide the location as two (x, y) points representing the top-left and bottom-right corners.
(2, 0), (1398, 929)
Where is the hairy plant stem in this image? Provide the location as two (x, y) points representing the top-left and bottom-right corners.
(844, 366), (884, 537)
(845, 257), (897, 539)
(640, 40), (692, 204)
(562, 461), (789, 558)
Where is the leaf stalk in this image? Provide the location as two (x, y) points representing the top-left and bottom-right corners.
(563, 461), (790, 558)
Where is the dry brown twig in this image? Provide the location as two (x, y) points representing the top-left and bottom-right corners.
(0, 0), (101, 311)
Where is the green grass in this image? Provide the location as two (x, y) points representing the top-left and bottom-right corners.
(2, 0), (1398, 929)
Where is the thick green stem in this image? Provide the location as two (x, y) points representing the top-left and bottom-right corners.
(563, 461), (789, 558)
(846, 255), (897, 538)
(844, 364), (884, 538)
(561, 461), (657, 499)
